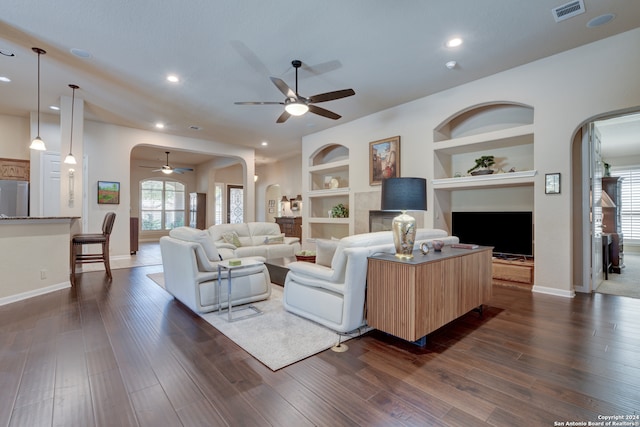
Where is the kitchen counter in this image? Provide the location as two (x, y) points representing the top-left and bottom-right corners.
(0, 217), (81, 305)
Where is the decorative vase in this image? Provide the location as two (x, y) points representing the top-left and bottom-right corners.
(432, 240), (444, 251)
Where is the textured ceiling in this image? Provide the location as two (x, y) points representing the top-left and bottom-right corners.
(1, 1), (639, 165)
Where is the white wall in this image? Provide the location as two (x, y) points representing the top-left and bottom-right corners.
(255, 156), (302, 221)
(0, 115), (30, 160)
(302, 28), (640, 296)
(79, 121), (256, 258)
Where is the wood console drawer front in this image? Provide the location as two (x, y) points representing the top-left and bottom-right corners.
(367, 248), (492, 342)
(492, 260), (534, 284)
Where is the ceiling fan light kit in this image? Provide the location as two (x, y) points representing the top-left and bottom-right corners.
(235, 59), (355, 123)
(149, 151), (194, 175)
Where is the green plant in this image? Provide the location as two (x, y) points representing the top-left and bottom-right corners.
(331, 203), (349, 218)
(467, 155), (495, 173)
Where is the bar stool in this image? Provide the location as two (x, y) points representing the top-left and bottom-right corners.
(70, 212), (116, 285)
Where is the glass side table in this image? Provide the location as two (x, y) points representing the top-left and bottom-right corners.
(217, 259), (264, 322)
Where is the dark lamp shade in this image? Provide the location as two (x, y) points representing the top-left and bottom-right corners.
(381, 177), (427, 211)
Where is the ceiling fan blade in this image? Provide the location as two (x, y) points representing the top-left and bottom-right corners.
(234, 101), (283, 105)
(276, 110), (291, 123)
(308, 105), (341, 120)
(174, 167), (194, 173)
(270, 77), (296, 99)
(308, 89), (355, 104)
(172, 169), (184, 174)
(151, 169), (162, 172)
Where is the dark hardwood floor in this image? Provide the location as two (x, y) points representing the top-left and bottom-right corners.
(1, 266), (639, 426)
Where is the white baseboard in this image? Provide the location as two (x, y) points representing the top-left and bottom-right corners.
(0, 281), (71, 307)
(532, 285), (575, 298)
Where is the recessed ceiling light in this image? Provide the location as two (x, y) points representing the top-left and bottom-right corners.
(0, 76), (10, 82)
(49, 105), (60, 111)
(445, 37), (463, 48)
(167, 74), (179, 83)
(189, 125), (201, 130)
(261, 141), (268, 146)
(587, 13), (615, 28)
(445, 61), (457, 69)
(70, 48), (92, 58)
(155, 122), (165, 129)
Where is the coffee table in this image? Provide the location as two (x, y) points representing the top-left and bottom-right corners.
(265, 256), (296, 286)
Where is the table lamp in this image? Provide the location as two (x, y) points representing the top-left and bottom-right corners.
(381, 177), (427, 259)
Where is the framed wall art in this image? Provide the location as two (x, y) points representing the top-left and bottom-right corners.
(369, 136), (400, 185)
(97, 181), (120, 204)
(545, 173), (560, 194)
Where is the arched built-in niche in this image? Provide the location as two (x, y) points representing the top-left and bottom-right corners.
(431, 101), (536, 233)
(306, 143), (350, 240)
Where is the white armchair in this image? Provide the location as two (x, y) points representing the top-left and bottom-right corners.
(283, 229), (458, 333)
(159, 227), (271, 313)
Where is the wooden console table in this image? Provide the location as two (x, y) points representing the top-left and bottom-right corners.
(366, 246), (492, 344)
(492, 257), (534, 288)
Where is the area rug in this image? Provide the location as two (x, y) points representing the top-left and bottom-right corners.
(146, 272), (365, 370)
(596, 253), (640, 299)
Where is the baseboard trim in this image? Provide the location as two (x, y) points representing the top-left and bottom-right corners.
(0, 281), (72, 307)
(532, 285), (575, 298)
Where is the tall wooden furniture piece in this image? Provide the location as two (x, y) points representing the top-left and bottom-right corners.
(275, 216), (302, 240)
(189, 192), (207, 229)
(367, 246), (493, 345)
(70, 212), (116, 285)
(602, 176), (624, 273)
(130, 217), (139, 254)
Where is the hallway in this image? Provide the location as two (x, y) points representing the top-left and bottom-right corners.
(596, 251), (640, 299)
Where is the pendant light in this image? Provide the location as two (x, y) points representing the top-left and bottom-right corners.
(30, 47), (47, 151)
(63, 84), (79, 164)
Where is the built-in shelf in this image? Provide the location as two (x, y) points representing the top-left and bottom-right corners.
(308, 159), (349, 174)
(433, 170), (537, 190)
(308, 188), (350, 197)
(307, 217), (350, 224)
(434, 124), (534, 155)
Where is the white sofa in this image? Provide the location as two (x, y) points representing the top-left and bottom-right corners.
(159, 227), (271, 313)
(208, 222), (301, 260)
(283, 229), (459, 333)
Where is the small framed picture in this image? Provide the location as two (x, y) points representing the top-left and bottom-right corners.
(97, 181), (120, 204)
(545, 173), (560, 194)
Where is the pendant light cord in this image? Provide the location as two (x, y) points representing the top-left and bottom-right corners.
(69, 85), (76, 152)
(36, 50), (41, 135)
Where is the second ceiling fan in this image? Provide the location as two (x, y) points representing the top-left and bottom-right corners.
(235, 59), (355, 123)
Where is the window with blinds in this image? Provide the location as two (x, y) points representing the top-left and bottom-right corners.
(611, 167), (640, 242)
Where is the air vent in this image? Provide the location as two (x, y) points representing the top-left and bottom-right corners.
(552, 0), (585, 22)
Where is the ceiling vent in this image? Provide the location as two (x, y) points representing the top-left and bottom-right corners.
(552, 0), (586, 22)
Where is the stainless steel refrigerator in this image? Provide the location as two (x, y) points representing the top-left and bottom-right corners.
(0, 180), (29, 216)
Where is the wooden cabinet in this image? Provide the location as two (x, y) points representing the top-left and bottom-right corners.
(492, 258), (534, 288)
(602, 176), (624, 272)
(189, 193), (206, 229)
(130, 217), (139, 254)
(275, 217), (302, 239)
(367, 247), (493, 343)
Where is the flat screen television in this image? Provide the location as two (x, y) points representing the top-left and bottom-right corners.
(452, 211), (533, 258)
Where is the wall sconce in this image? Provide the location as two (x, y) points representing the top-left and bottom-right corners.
(254, 174), (258, 182)
(68, 168), (75, 205)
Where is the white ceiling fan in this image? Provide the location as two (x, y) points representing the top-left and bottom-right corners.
(141, 151), (194, 174)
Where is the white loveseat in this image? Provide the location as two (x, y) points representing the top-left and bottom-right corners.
(283, 229), (459, 333)
(208, 222), (301, 260)
(159, 227), (271, 313)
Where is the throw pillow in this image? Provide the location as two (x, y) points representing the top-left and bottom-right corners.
(221, 231), (242, 247)
(316, 239), (339, 267)
(264, 234), (285, 244)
